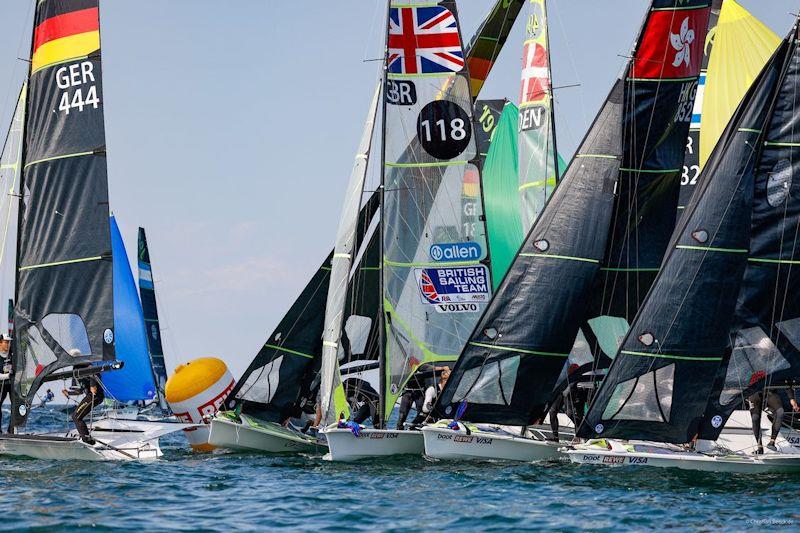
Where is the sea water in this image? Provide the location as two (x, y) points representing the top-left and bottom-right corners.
(0, 408), (798, 530)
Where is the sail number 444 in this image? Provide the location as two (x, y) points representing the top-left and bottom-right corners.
(56, 61), (99, 115)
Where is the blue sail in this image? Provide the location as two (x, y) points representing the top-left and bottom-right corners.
(102, 216), (157, 402)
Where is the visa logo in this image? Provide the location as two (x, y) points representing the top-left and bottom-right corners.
(430, 242), (482, 262)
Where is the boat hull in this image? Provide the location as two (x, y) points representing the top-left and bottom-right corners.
(566, 443), (800, 473)
(0, 432), (161, 461)
(208, 416), (323, 454)
(422, 425), (563, 462)
(324, 428), (423, 461)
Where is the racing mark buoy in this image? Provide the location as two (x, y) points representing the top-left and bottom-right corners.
(165, 357), (234, 452)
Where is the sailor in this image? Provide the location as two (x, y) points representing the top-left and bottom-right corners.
(749, 384), (799, 454)
(39, 389), (55, 408)
(396, 364), (448, 429)
(548, 364), (589, 443)
(408, 367), (451, 427)
(62, 358), (105, 445)
(0, 333), (12, 431)
(345, 377), (381, 427)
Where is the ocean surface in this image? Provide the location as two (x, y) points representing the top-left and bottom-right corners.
(1, 408), (799, 531)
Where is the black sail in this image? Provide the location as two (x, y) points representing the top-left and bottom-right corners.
(225, 195), (379, 422)
(436, 0), (711, 425)
(11, 0), (114, 429)
(581, 33), (793, 443)
(138, 227), (169, 406)
(700, 28), (800, 439)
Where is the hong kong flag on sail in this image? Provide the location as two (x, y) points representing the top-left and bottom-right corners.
(631, 7), (710, 79)
(519, 42), (550, 104)
(388, 6), (464, 74)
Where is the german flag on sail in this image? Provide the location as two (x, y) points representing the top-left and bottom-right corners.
(31, 0), (100, 74)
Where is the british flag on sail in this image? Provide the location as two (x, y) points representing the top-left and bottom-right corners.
(388, 6), (464, 74)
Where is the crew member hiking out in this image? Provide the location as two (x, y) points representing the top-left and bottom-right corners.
(63, 359), (105, 445)
(0, 333), (12, 431)
(749, 382), (799, 454)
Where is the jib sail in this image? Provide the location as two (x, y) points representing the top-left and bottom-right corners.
(581, 24), (797, 443)
(11, 0), (114, 429)
(436, 0), (711, 425)
(103, 216), (157, 403)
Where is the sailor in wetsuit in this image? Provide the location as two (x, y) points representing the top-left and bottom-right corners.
(0, 333), (12, 431)
(345, 378), (381, 427)
(749, 384), (799, 453)
(396, 364), (448, 429)
(63, 362), (105, 445)
(548, 364), (589, 443)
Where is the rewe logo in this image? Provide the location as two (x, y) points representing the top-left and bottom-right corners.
(430, 242), (481, 262)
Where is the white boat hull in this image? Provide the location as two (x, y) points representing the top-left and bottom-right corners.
(566, 440), (800, 473)
(208, 415), (323, 454)
(0, 417), (193, 461)
(422, 424), (563, 462)
(0, 432), (161, 461)
(324, 428), (424, 461)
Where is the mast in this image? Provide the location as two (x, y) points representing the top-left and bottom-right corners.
(377, 0), (391, 430)
(9, 3), (35, 433)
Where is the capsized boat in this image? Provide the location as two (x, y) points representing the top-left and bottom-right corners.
(0, 0), (184, 460)
(322, 0), (521, 461)
(426, 0), (712, 461)
(571, 12), (800, 474)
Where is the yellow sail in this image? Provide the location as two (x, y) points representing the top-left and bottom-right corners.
(700, 0), (780, 169)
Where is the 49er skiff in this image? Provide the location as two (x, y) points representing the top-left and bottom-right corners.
(0, 0), (187, 460)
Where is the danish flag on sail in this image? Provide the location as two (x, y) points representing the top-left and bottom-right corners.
(520, 42), (550, 104)
(388, 6), (464, 74)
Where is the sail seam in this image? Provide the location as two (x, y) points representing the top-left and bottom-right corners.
(19, 255), (104, 271)
(620, 350), (722, 362)
(619, 167), (680, 173)
(764, 141), (800, 147)
(575, 154), (619, 159)
(469, 342), (569, 358)
(600, 267), (660, 272)
(626, 76), (698, 82)
(383, 258), (481, 268)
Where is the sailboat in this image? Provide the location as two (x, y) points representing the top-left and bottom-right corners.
(423, 0), (713, 461)
(0, 0), (186, 461)
(320, 0), (517, 462)
(567, 13), (800, 474)
(207, 0), (525, 456)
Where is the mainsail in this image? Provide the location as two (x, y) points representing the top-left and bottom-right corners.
(466, 0), (525, 100)
(138, 226), (169, 408)
(102, 216), (157, 403)
(11, 0), (115, 429)
(678, 0), (780, 210)
(381, 0), (492, 420)
(581, 24), (798, 443)
(436, 0), (711, 425)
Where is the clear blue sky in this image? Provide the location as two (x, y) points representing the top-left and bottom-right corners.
(0, 1), (795, 379)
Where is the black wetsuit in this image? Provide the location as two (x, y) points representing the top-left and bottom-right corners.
(0, 352), (11, 431)
(68, 375), (105, 440)
(346, 379), (380, 427)
(749, 390), (785, 447)
(549, 382), (588, 441)
(397, 389), (424, 429)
